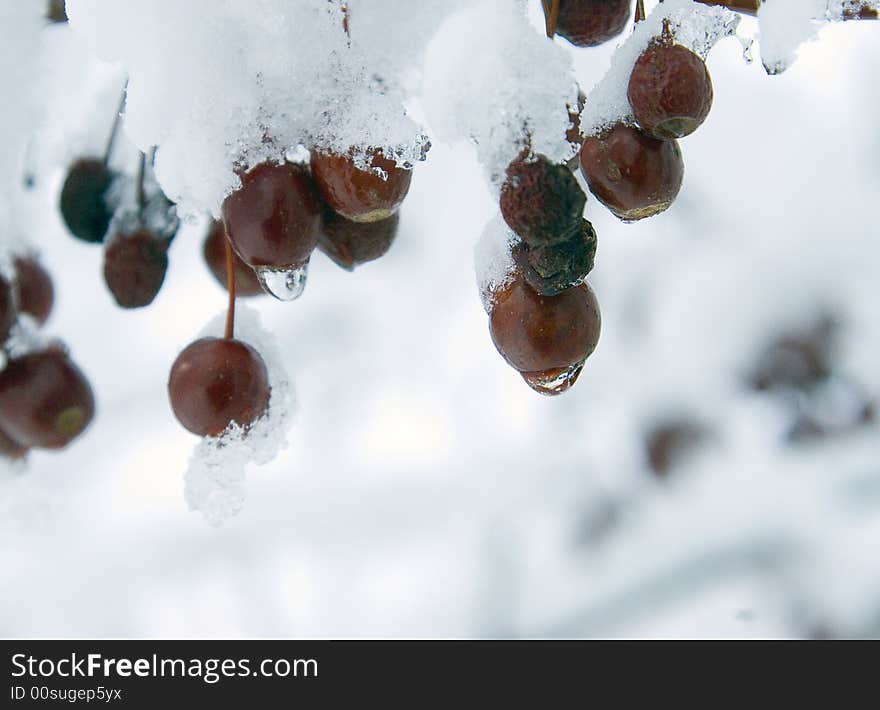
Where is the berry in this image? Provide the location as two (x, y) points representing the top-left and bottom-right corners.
(0, 274), (14, 344)
(556, 0), (631, 48)
(500, 153), (586, 245)
(14, 257), (54, 325)
(59, 159), (116, 243)
(47, 0), (67, 23)
(0, 425), (28, 461)
(512, 218), (598, 296)
(103, 230), (170, 309)
(748, 315), (836, 394)
(319, 208), (399, 271)
(579, 124), (684, 221)
(168, 337), (271, 437)
(628, 41), (714, 140)
(645, 418), (709, 476)
(0, 347), (95, 449)
(222, 162), (321, 269)
(310, 149), (412, 223)
(490, 276), (601, 377)
(203, 220), (264, 297)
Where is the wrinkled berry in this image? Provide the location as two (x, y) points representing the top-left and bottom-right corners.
(513, 219), (598, 296)
(556, 0), (631, 48)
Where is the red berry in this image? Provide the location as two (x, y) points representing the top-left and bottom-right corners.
(489, 276), (601, 375)
(59, 159), (116, 243)
(0, 347), (95, 449)
(579, 124), (684, 221)
(556, 0), (631, 48)
(14, 257), (54, 325)
(0, 275), (14, 343)
(0, 425), (28, 461)
(103, 230), (170, 309)
(319, 208), (399, 271)
(168, 337), (271, 438)
(311, 149), (412, 223)
(500, 153), (586, 245)
(628, 41), (714, 140)
(202, 220), (264, 297)
(222, 162), (321, 269)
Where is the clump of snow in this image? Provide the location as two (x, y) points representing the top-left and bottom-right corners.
(422, 0), (578, 188)
(580, 0), (740, 137)
(474, 216), (518, 313)
(183, 305), (295, 527)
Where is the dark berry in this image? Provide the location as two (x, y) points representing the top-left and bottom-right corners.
(645, 418), (709, 476)
(311, 149), (412, 223)
(59, 159), (116, 243)
(500, 153), (586, 245)
(222, 162), (321, 269)
(319, 208), (399, 271)
(14, 257), (54, 325)
(556, 0), (631, 48)
(202, 220), (264, 297)
(579, 124), (684, 221)
(168, 337), (271, 438)
(628, 41), (714, 140)
(0, 425), (28, 461)
(490, 276), (601, 375)
(0, 275), (14, 343)
(512, 219), (597, 296)
(748, 316), (836, 394)
(0, 347), (94, 449)
(103, 230), (170, 309)
(47, 0), (67, 23)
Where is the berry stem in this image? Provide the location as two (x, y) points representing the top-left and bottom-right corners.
(635, 0), (646, 24)
(103, 85), (127, 169)
(224, 230), (237, 340)
(135, 151), (146, 210)
(543, 0), (560, 39)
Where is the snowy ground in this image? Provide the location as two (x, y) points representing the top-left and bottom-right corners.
(1, 2), (879, 639)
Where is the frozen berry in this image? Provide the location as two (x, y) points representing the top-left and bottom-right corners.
(579, 124), (684, 221)
(0, 275), (14, 343)
(490, 276), (601, 376)
(14, 257), (54, 325)
(319, 208), (399, 271)
(203, 220), (264, 297)
(0, 425), (28, 460)
(556, 0), (631, 47)
(222, 162), (321, 269)
(0, 348), (95, 449)
(512, 219), (597, 296)
(59, 159), (116, 243)
(168, 337), (271, 438)
(628, 41), (714, 140)
(311, 149), (412, 223)
(103, 230), (170, 309)
(500, 154), (586, 245)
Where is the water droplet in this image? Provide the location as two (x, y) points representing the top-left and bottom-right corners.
(255, 262), (308, 301)
(521, 361), (585, 397)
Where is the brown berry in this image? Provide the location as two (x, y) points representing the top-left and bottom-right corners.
(222, 162), (321, 269)
(14, 257), (54, 325)
(490, 276), (601, 374)
(579, 124), (684, 221)
(103, 230), (170, 309)
(319, 208), (399, 271)
(310, 149), (412, 223)
(512, 219), (597, 296)
(628, 42), (714, 140)
(0, 275), (14, 343)
(0, 348), (95, 449)
(202, 220), (264, 297)
(0, 425), (28, 460)
(556, 0), (631, 48)
(168, 337), (271, 438)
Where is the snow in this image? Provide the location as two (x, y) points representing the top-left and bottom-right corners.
(474, 216), (518, 313)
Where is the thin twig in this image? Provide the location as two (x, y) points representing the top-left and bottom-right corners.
(135, 151), (146, 211)
(103, 85), (127, 168)
(224, 232), (237, 340)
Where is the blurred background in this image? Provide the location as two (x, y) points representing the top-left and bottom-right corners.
(1, 4), (879, 639)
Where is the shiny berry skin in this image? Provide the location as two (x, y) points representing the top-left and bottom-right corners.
(168, 337), (271, 438)
(500, 153), (586, 245)
(579, 124), (684, 221)
(0, 425), (28, 460)
(59, 159), (115, 243)
(0, 275), (14, 343)
(103, 230), (170, 309)
(222, 162), (321, 269)
(556, 0), (631, 48)
(0, 348), (95, 449)
(319, 208), (399, 271)
(202, 220), (264, 297)
(14, 257), (54, 325)
(628, 42), (714, 140)
(512, 219), (597, 296)
(490, 276), (601, 374)
(310, 149), (412, 223)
